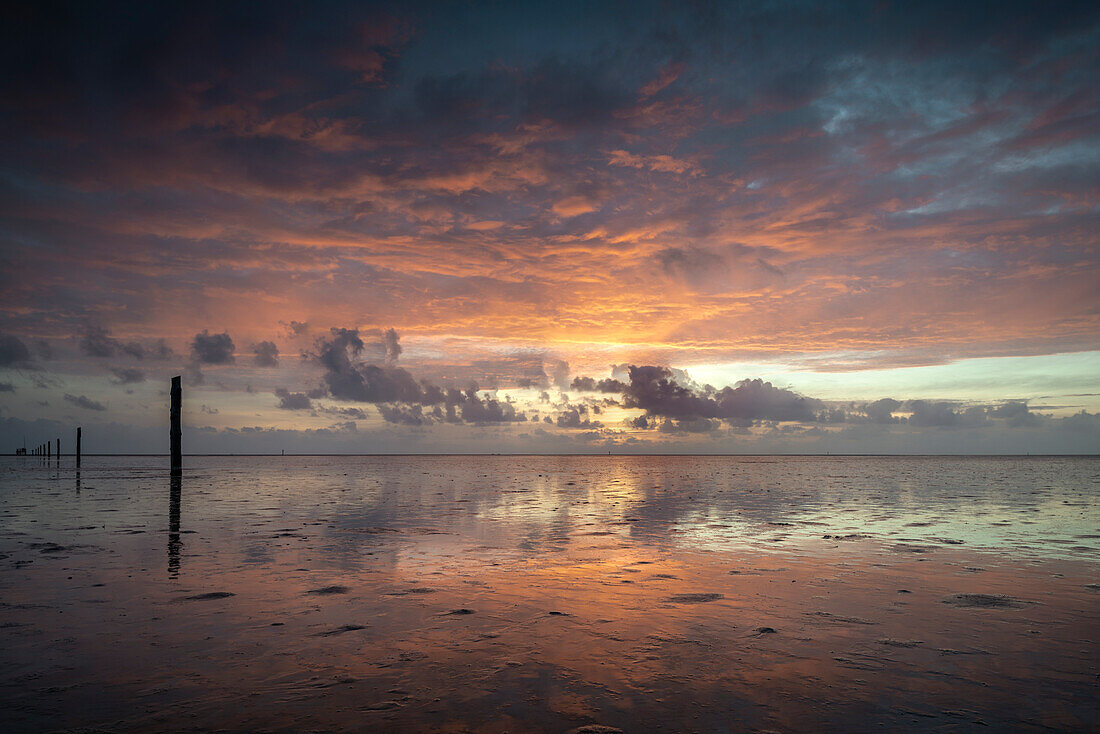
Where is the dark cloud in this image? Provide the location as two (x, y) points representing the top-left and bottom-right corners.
(64, 394), (106, 411)
(282, 321), (310, 337)
(377, 403), (428, 425)
(383, 328), (402, 362)
(110, 367), (146, 385)
(34, 340), (53, 360)
(863, 398), (902, 424)
(312, 327), (527, 424)
(906, 400), (989, 428)
(79, 325), (146, 360)
(0, 334), (32, 367)
(316, 328), (424, 403)
(275, 388), (312, 410)
(253, 341), (279, 367)
(571, 376), (627, 393)
(622, 367), (821, 427)
(0, 382), (14, 392)
(990, 400), (1041, 428)
(657, 416), (719, 434)
(555, 407), (602, 429)
(191, 330), (236, 364)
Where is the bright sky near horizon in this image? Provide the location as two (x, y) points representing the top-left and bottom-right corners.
(0, 1), (1097, 454)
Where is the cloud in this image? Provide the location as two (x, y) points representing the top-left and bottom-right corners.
(316, 328), (424, 403)
(550, 360), (570, 391)
(990, 400), (1041, 428)
(571, 376), (627, 393)
(555, 407), (602, 429)
(110, 367), (146, 385)
(282, 321), (310, 337)
(253, 341), (279, 367)
(862, 398), (902, 424)
(623, 366), (821, 427)
(0, 382), (14, 392)
(79, 325), (146, 360)
(64, 394), (106, 411)
(0, 335), (32, 367)
(311, 327), (528, 425)
(275, 388), (312, 410)
(383, 328), (402, 362)
(192, 330), (236, 364)
(906, 400), (988, 428)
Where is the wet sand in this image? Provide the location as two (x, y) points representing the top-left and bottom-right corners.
(1, 455), (1098, 732)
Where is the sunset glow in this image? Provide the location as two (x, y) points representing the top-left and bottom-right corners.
(1, 1), (1097, 453)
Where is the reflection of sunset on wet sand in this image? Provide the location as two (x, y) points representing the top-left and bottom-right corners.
(2, 2), (1099, 731)
(2, 456), (1097, 731)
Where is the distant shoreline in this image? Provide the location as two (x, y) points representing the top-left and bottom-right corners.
(4, 453), (1097, 458)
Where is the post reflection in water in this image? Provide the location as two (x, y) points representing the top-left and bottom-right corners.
(168, 474), (182, 578)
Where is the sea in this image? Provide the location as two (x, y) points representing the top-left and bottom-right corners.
(1, 455), (1098, 732)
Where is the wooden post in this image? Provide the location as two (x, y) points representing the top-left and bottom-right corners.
(47, 441), (50, 459)
(56, 438), (59, 463)
(170, 376), (182, 475)
(76, 427), (82, 467)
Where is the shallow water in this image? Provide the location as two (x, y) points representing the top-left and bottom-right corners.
(1, 455), (1098, 732)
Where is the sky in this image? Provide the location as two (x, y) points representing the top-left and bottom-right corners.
(0, 0), (1098, 454)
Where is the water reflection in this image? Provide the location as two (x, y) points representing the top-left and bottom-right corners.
(168, 473), (182, 578)
(0, 456), (1096, 732)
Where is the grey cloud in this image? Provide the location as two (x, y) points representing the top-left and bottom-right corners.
(275, 388), (312, 410)
(863, 398), (902, 424)
(555, 407), (602, 429)
(657, 417), (720, 434)
(378, 403), (428, 425)
(80, 325), (145, 360)
(990, 400), (1041, 428)
(253, 341), (279, 367)
(191, 330), (236, 364)
(64, 393), (106, 411)
(312, 327), (527, 425)
(906, 400), (989, 428)
(0, 334), (32, 367)
(550, 360), (570, 391)
(111, 367), (146, 385)
(383, 328), (402, 362)
(623, 366), (821, 427)
(571, 376), (627, 393)
(0, 382), (14, 392)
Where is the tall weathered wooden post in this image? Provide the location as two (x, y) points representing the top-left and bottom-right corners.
(170, 376), (182, 475)
(76, 427), (82, 467)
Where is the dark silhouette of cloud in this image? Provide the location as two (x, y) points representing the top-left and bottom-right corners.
(623, 366), (821, 427)
(110, 367), (145, 384)
(990, 400), (1041, 428)
(0, 382), (14, 392)
(0, 334), (32, 367)
(192, 330), (236, 364)
(79, 325), (145, 360)
(64, 394), (106, 411)
(571, 376), (626, 393)
(253, 341), (279, 367)
(275, 388), (312, 410)
(311, 327), (527, 424)
(555, 407), (602, 429)
(863, 398), (902, 424)
(383, 328), (402, 362)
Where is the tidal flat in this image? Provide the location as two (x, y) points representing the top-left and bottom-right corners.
(1, 455), (1097, 732)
